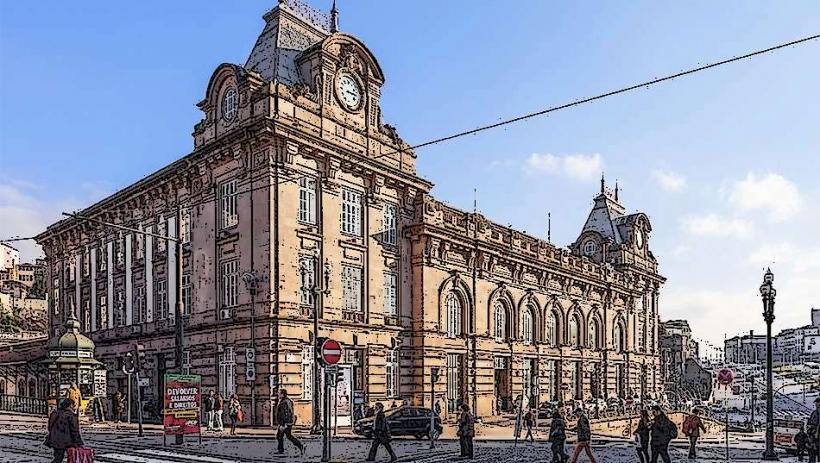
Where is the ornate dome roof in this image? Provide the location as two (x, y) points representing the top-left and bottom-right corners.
(47, 314), (95, 353)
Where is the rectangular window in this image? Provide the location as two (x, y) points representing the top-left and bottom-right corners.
(68, 258), (75, 282)
(302, 345), (314, 400)
(298, 177), (317, 225)
(341, 189), (362, 236)
(157, 218), (167, 254)
(383, 272), (397, 316)
(386, 349), (399, 398)
(220, 180), (239, 229)
(221, 260), (239, 309)
(116, 233), (125, 267)
(382, 203), (397, 245)
(299, 257), (316, 306)
(218, 346), (236, 398)
(135, 228), (145, 261)
(180, 208), (191, 244)
(134, 285), (146, 324)
(98, 243), (107, 272)
(182, 350), (191, 375)
(341, 265), (362, 312)
(82, 299), (90, 332)
(546, 360), (557, 402)
(82, 248), (90, 277)
(182, 273), (192, 315)
(155, 279), (168, 320)
(446, 353), (462, 414)
(52, 278), (60, 317)
(98, 294), (107, 330)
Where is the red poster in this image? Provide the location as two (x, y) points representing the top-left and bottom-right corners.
(163, 374), (201, 435)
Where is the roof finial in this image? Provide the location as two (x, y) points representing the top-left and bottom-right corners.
(330, 0), (339, 33)
(615, 179), (620, 201)
(600, 172), (605, 194)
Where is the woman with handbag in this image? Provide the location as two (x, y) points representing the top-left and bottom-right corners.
(46, 398), (84, 463)
(228, 394), (242, 436)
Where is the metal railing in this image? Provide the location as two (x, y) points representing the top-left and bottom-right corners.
(0, 394), (48, 415)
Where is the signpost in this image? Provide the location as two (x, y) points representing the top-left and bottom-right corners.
(162, 374), (202, 446)
(319, 338), (342, 463)
(717, 368), (735, 461)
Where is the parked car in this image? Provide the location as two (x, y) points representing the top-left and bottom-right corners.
(537, 401), (558, 420)
(352, 405), (443, 440)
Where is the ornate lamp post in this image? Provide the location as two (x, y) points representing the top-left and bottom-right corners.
(759, 268), (779, 460)
(300, 258), (331, 434)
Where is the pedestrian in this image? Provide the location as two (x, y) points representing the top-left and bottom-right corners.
(228, 394), (242, 436)
(524, 409), (535, 443)
(807, 397), (820, 463)
(458, 403), (475, 459)
(549, 409), (569, 463)
(634, 408), (651, 463)
(434, 401), (442, 416)
(649, 405), (677, 463)
(682, 408), (707, 459)
(45, 398), (83, 463)
(795, 424), (809, 462)
(213, 392), (225, 432)
(204, 390), (215, 431)
(67, 383), (82, 417)
(112, 390), (125, 428)
(570, 408), (597, 463)
(91, 396), (105, 422)
(366, 402), (397, 462)
(275, 389), (304, 456)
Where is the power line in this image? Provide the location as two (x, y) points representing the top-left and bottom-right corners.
(373, 33), (819, 160)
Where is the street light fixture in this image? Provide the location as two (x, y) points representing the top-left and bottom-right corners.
(301, 258), (332, 434)
(759, 268), (778, 461)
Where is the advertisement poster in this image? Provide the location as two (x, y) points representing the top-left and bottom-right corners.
(162, 374), (201, 435)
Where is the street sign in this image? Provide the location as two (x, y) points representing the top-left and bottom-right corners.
(717, 368), (734, 386)
(320, 339), (343, 365)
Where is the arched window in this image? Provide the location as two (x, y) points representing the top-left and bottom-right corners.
(28, 379), (36, 398)
(17, 379), (26, 397)
(568, 314), (581, 348)
(589, 317), (600, 350)
(522, 309), (533, 344)
(546, 311), (558, 346)
(0, 379), (5, 395)
(446, 293), (462, 338)
(614, 320), (627, 352)
(493, 302), (507, 342)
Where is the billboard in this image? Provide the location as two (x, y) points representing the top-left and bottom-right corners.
(162, 374), (201, 435)
(804, 335), (820, 354)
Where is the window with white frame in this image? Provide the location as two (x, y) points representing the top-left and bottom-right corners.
(68, 258), (75, 282)
(546, 311), (558, 346)
(218, 346), (236, 398)
(298, 177), (317, 225)
(569, 314), (581, 348)
(341, 265), (362, 312)
(98, 294), (107, 330)
(494, 302), (507, 342)
(382, 203), (397, 245)
(155, 279), (168, 320)
(180, 208), (191, 244)
(589, 318), (600, 350)
(222, 87), (238, 121)
(302, 345), (314, 400)
(220, 180), (239, 229)
(82, 248), (90, 277)
(156, 218), (167, 253)
(115, 290), (125, 327)
(522, 308), (533, 344)
(182, 350), (191, 375)
(300, 257), (316, 306)
(134, 285), (146, 324)
(383, 272), (397, 316)
(386, 349), (399, 398)
(446, 293), (462, 338)
(135, 229), (145, 260)
(98, 243), (107, 272)
(52, 278), (60, 317)
(221, 260), (239, 309)
(82, 299), (90, 332)
(116, 233), (125, 266)
(182, 273), (192, 315)
(341, 189), (362, 236)
(446, 353), (462, 413)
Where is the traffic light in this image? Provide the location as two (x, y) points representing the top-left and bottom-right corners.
(336, 370), (344, 385)
(134, 344), (146, 369)
(431, 367), (440, 384)
(123, 352), (135, 374)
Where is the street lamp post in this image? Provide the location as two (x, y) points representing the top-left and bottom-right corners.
(759, 268), (779, 461)
(301, 259), (331, 434)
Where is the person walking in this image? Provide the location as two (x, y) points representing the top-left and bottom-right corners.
(275, 389), (304, 456)
(458, 403), (475, 459)
(649, 405), (677, 463)
(204, 390), (215, 431)
(228, 394), (241, 436)
(45, 398), (84, 463)
(524, 409), (535, 443)
(634, 409), (651, 463)
(795, 424), (809, 461)
(549, 409), (569, 463)
(67, 383), (82, 417)
(807, 396), (820, 463)
(91, 396), (105, 422)
(682, 408), (707, 459)
(366, 402), (397, 462)
(570, 408), (597, 463)
(213, 392), (225, 432)
(112, 390), (125, 429)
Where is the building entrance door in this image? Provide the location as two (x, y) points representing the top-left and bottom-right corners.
(493, 356), (512, 413)
(333, 365), (353, 427)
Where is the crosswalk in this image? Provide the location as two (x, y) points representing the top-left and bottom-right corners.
(97, 449), (241, 463)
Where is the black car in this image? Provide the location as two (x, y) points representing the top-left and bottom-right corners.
(353, 406), (443, 440)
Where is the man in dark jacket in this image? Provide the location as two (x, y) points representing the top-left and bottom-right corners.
(458, 403), (475, 459)
(795, 425), (809, 461)
(683, 408), (707, 459)
(275, 389), (304, 456)
(650, 405), (677, 463)
(204, 390), (215, 431)
(46, 398), (83, 463)
(807, 397), (820, 463)
(366, 402), (397, 462)
(549, 409), (569, 463)
(570, 408), (597, 463)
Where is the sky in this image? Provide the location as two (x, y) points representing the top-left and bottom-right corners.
(1, 1), (819, 347)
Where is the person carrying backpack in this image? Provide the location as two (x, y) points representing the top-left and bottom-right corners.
(682, 408), (707, 459)
(649, 405), (677, 463)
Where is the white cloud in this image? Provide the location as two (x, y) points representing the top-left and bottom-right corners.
(652, 170), (687, 192)
(681, 214), (753, 239)
(729, 172), (802, 221)
(525, 153), (602, 181)
(747, 242), (820, 273)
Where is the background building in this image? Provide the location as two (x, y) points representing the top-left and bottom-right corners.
(34, 0), (664, 425)
(725, 333), (766, 365)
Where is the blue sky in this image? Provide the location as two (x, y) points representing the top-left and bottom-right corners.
(1, 1), (818, 346)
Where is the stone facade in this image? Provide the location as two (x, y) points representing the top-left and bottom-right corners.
(34, 1), (664, 425)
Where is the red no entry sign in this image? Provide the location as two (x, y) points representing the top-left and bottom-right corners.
(320, 339), (343, 365)
(717, 368), (734, 386)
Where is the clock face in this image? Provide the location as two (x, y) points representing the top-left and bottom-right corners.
(336, 73), (362, 110)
